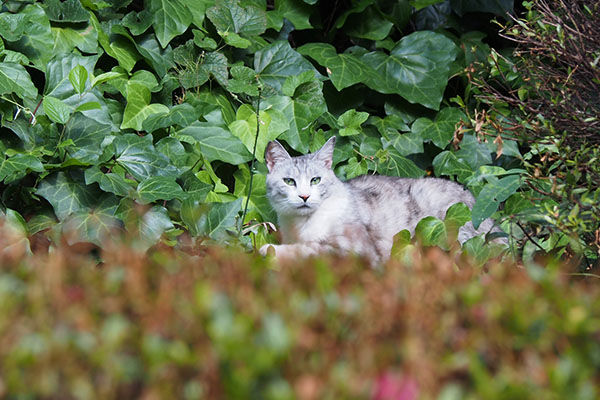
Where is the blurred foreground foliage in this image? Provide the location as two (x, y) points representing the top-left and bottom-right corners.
(1, 224), (599, 400)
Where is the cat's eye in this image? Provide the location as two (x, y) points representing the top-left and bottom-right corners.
(283, 178), (296, 186)
(310, 177), (321, 185)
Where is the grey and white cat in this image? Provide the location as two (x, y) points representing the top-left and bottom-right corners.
(260, 137), (502, 265)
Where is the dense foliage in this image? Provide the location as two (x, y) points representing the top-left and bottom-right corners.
(0, 0), (522, 259)
(472, 0), (600, 269)
(1, 230), (599, 399)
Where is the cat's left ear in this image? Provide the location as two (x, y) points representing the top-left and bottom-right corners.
(314, 136), (336, 169)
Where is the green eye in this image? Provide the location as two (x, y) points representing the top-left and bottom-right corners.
(283, 178), (296, 186)
(310, 177), (321, 185)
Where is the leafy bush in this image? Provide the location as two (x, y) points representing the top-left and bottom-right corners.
(0, 226), (598, 399)
(0, 0), (520, 258)
(471, 0), (600, 270)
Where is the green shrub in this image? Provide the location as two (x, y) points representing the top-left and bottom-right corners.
(471, 0), (600, 270)
(0, 226), (599, 399)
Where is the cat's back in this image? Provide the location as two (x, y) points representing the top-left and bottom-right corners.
(344, 174), (476, 233)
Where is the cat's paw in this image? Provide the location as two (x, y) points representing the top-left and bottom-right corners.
(259, 244), (277, 257)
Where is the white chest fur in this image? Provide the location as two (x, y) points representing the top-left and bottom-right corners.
(280, 192), (351, 244)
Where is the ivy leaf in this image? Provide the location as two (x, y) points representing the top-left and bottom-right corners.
(122, 10), (153, 36)
(229, 104), (287, 163)
(199, 198), (243, 240)
(378, 148), (425, 178)
(43, 96), (72, 124)
(44, 53), (114, 127)
(360, 31), (459, 110)
(37, 172), (101, 221)
(337, 109), (369, 136)
(68, 65), (88, 95)
(137, 176), (185, 204)
(255, 41), (322, 93)
(415, 216), (448, 248)
(114, 134), (179, 181)
(62, 195), (121, 246)
(0, 13), (26, 41)
(383, 132), (424, 157)
(343, 6), (394, 41)
(0, 62), (39, 102)
(411, 107), (466, 148)
(63, 114), (111, 164)
(202, 51), (229, 87)
(89, 13), (140, 73)
(298, 43), (373, 91)
(10, 4), (54, 70)
(150, 0), (192, 48)
(274, 0), (313, 30)
(455, 134), (492, 169)
(207, 0), (267, 37)
(175, 121), (253, 165)
(84, 166), (134, 198)
(0, 154), (45, 184)
(156, 137), (189, 169)
(472, 175), (520, 229)
(433, 150), (474, 182)
(444, 202), (471, 234)
(121, 82), (169, 131)
(44, 0), (89, 23)
(261, 78), (326, 153)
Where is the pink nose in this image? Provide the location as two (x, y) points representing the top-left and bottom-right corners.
(299, 194), (310, 202)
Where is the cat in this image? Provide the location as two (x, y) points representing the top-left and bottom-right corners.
(260, 136), (503, 265)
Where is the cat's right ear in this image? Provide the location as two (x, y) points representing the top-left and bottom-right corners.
(265, 141), (291, 172)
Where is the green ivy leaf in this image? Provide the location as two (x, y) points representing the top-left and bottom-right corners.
(255, 41), (322, 93)
(229, 104), (287, 163)
(137, 176), (185, 204)
(455, 134), (492, 169)
(43, 96), (72, 124)
(44, 0), (89, 23)
(433, 151), (473, 182)
(84, 166), (134, 198)
(63, 114), (111, 164)
(37, 172), (101, 221)
(0, 62), (38, 102)
(415, 216), (448, 248)
(360, 31), (459, 110)
(444, 202), (471, 234)
(114, 134), (179, 181)
(274, 0), (313, 30)
(199, 198), (243, 240)
(122, 10), (153, 36)
(10, 4), (54, 70)
(0, 13), (26, 41)
(68, 65), (89, 95)
(207, 0), (267, 37)
(337, 109), (369, 136)
(150, 0), (192, 48)
(343, 6), (394, 41)
(121, 82), (169, 131)
(411, 107), (466, 148)
(89, 13), (139, 73)
(175, 121), (253, 165)
(0, 154), (45, 184)
(62, 195), (120, 246)
(379, 148), (425, 178)
(472, 175), (521, 229)
(298, 43), (374, 91)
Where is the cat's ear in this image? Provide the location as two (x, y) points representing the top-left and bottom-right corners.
(314, 136), (336, 169)
(265, 141), (291, 172)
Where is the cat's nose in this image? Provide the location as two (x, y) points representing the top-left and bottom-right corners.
(298, 194), (310, 202)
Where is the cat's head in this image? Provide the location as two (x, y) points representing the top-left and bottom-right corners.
(264, 137), (339, 217)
